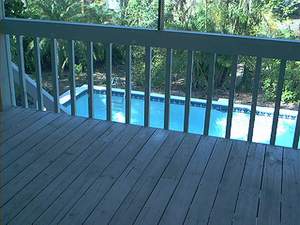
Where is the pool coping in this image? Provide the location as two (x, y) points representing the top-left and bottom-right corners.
(59, 85), (298, 120)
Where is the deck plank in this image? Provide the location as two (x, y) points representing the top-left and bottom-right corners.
(89, 131), (185, 225)
(35, 126), (156, 225)
(130, 134), (200, 225)
(207, 140), (250, 225)
(1, 118), (102, 223)
(183, 138), (233, 225)
(0, 117), (90, 207)
(281, 148), (300, 225)
(232, 144), (266, 225)
(0, 110), (46, 145)
(0, 108), (294, 225)
(0, 113), (70, 171)
(257, 145), (283, 225)
(0, 112), (62, 161)
(109, 131), (186, 225)
(0, 107), (27, 123)
(59, 129), (168, 225)
(0, 116), (84, 187)
(8, 120), (115, 225)
(158, 136), (217, 225)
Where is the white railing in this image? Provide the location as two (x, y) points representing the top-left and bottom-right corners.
(11, 63), (68, 113)
(0, 16), (300, 149)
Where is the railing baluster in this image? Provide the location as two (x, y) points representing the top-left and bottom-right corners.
(270, 60), (286, 145)
(105, 43), (112, 121)
(164, 48), (172, 130)
(87, 41), (94, 118)
(293, 104), (300, 149)
(184, 50), (193, 132)
(68, 40), (76, 116)
(34, 37), (43, 111)
(50, 38), (60, 113)
(16, 35), (28, 108)
(204, 53), (216, 135)
(0, 4), (16, 110)
(225, 55), (238, 139)
(247, 57), (262, 142)
(144, 46), (152, 127)
(125, 45), (132, 124)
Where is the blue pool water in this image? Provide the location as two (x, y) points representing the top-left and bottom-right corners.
(64, 90), (299, 148)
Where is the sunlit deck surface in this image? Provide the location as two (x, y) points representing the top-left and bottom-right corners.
(0, 107), (299, 225)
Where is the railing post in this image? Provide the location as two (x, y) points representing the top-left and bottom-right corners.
(0, 1), (15, 111)
(293, 104), (300, 149)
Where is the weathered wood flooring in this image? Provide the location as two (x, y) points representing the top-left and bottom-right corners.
(0, 107), (299, 225)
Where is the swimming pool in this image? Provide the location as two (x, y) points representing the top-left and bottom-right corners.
(61, 86), (299, 148)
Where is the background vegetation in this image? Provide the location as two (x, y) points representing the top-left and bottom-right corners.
(5, 0), (300, 108)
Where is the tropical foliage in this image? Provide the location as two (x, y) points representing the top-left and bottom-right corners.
(5, 0), (300, 105)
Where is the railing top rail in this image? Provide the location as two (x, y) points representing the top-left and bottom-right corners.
(1, 18), (300, 60)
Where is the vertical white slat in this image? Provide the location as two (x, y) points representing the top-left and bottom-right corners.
(33, 37), (43, 111)
(125, 45), (132, 124)
(105, 43), (112, 121)
(293, 104), (300, 149)
(50, 38), (60, 113)
(87, 41), (94, 118)
(68, 40), (76, 116)
(0, 3), (16, 111)
(144, 46), (152, 127)
(203, 53), (216, 135)
(183, 50), (193, 132)
(247, 57), (262, 142)
(270, 60), (286, 145)
(225, 55), (238, 139)
(164, 48), (172, 130)
(16, 35), (28, 108)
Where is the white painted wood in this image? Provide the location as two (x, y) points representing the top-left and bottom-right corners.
(68, 40), (76, 116)
(248, 57), (262, 142)
(204, 53), (216, 136)
(16, 35), (28, 108)
(50, 38), (60, 113)
(270, 60), (286, 145)
(1, 18), (300, 60)
(164, 48), (172, 130)
(34, 37), (43, 111)
(293, 104), (300, 149)
(105, 43), (112, 121)
(184, 50), (193, 132)
(225, 56), (238, 139)
(144, 46), (152, 127)
(0, 3), (15, 111)
(11, 63), (68, 113)
(87, 41), (94, 118)
(125, 45), (131, 124)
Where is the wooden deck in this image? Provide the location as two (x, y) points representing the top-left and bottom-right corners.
(0, 107), (299, 225)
